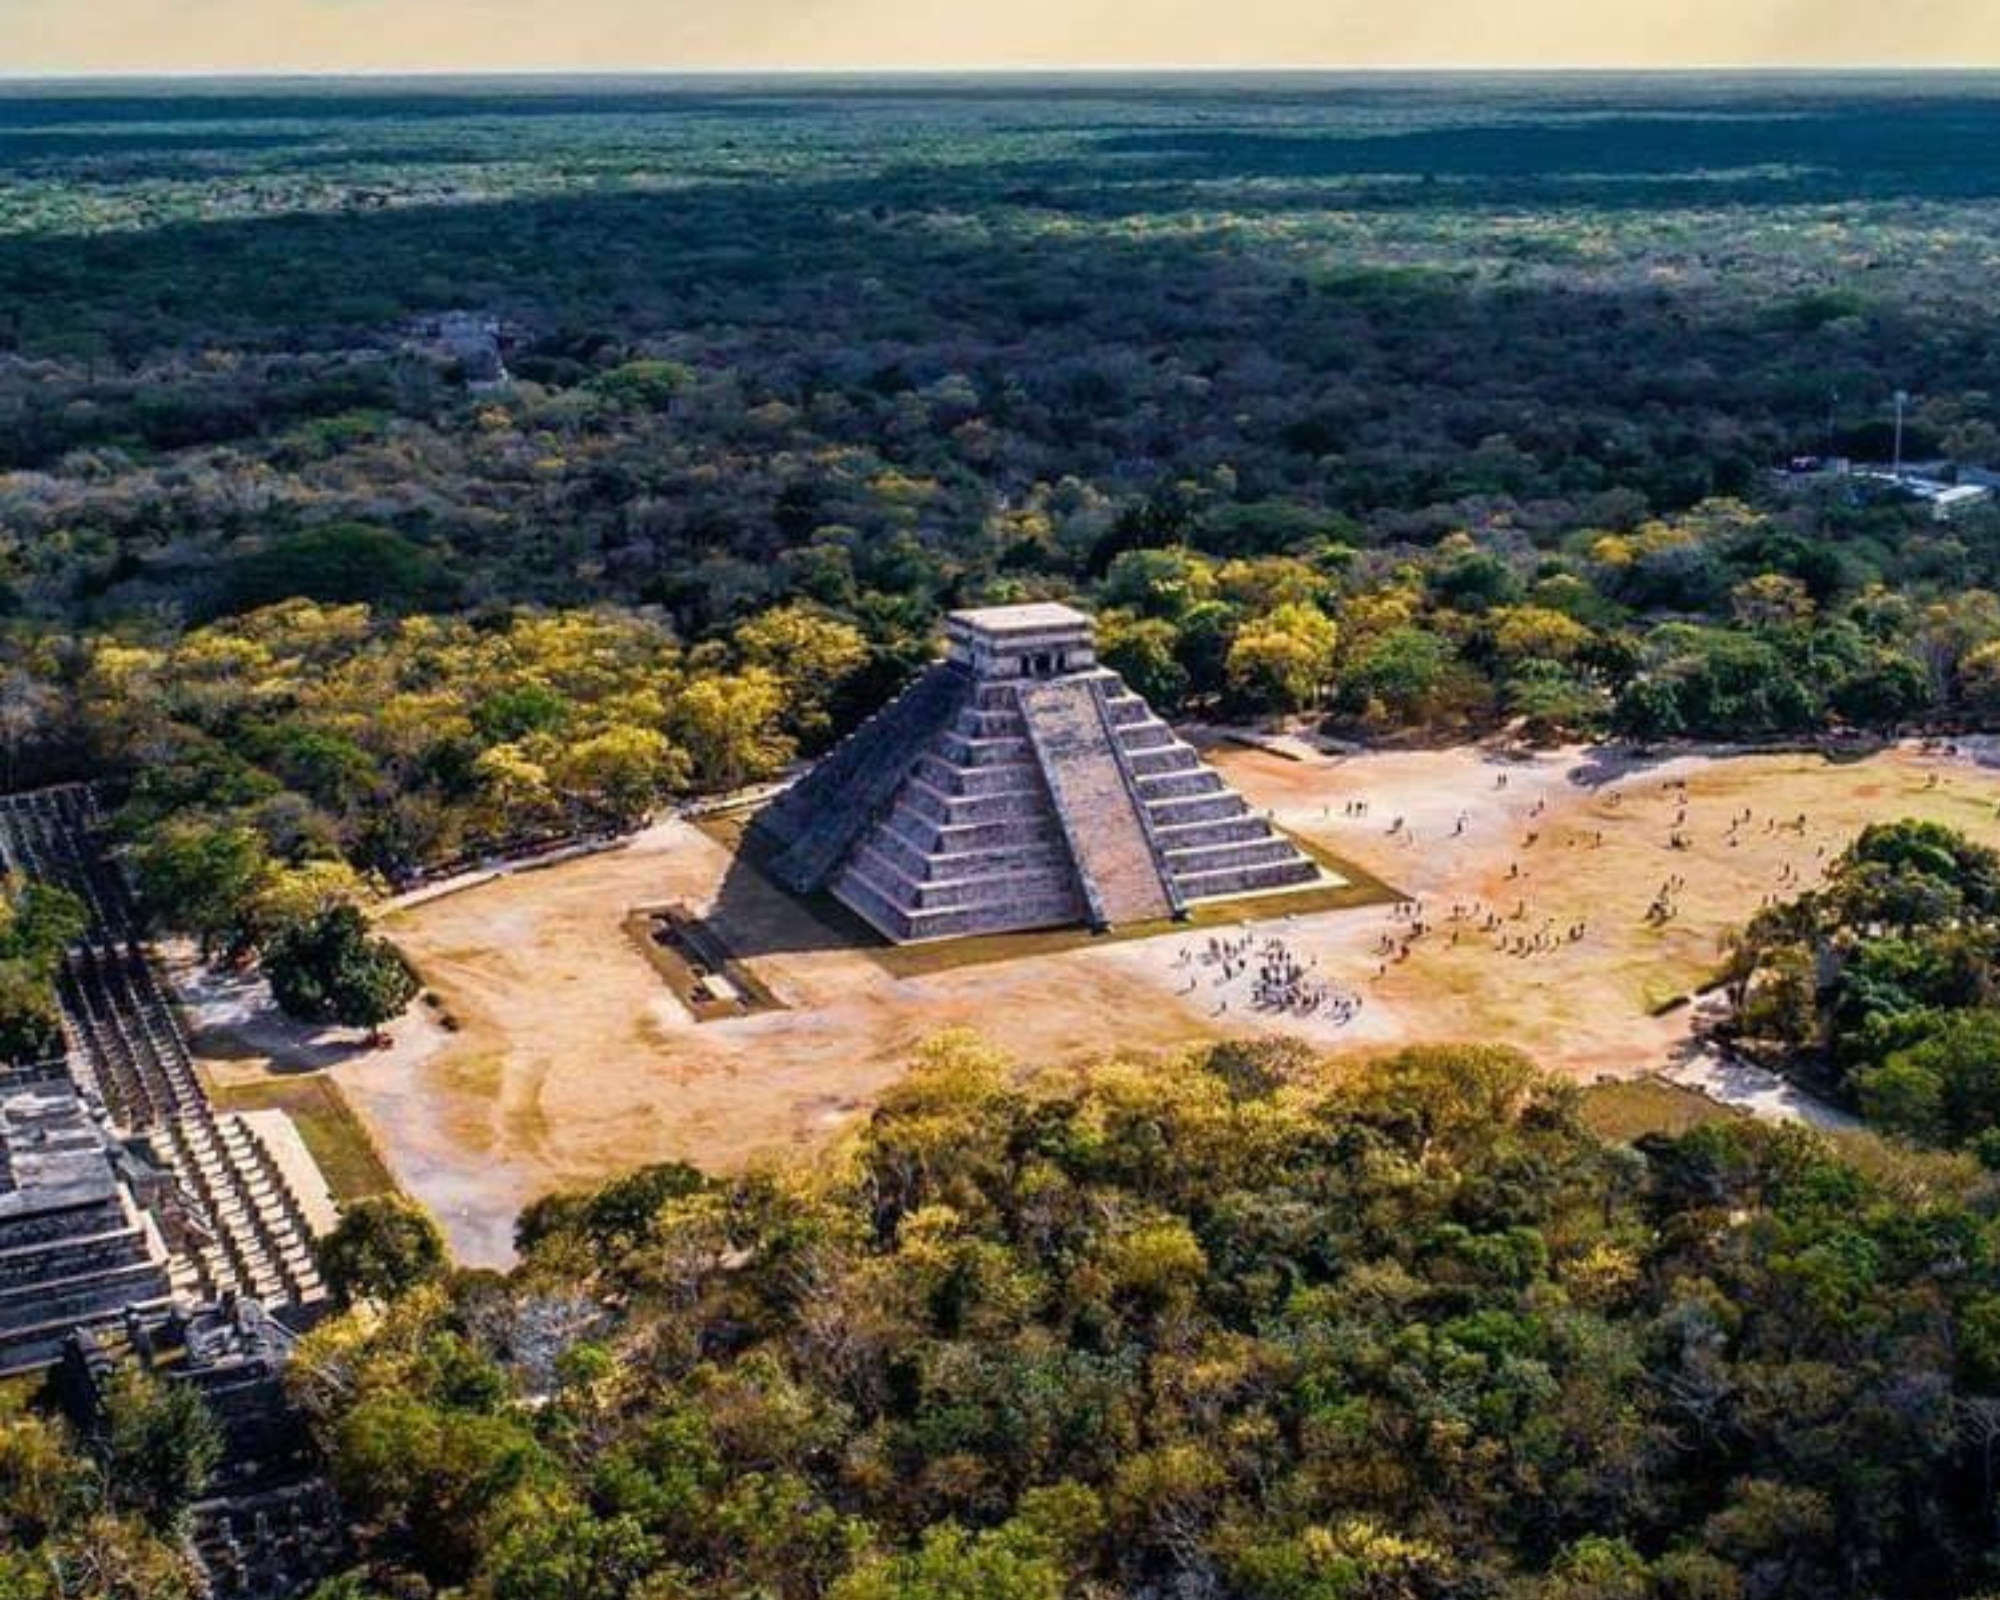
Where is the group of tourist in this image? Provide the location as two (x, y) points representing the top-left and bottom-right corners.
(1178, 932), (1361, 1025)
(1646, 874), (1687, 925)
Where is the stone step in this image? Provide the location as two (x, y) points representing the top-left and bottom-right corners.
(884, 864), (1080, 912)
(882, 809), (1068, 857)
(1018, 677), (1176, 927)
(1126, 744), (1202, 778)
(850, 853), (1081, 912)
(1175, 857), (1321, 901)
(1152, 813), (1272, 847)
(861, 831), (1072, 884)
(901, 779), (1055, 828)
(833, 865), (1082, 942)
(758, 661), (975, 894)
(0, 1291), (177, 1378)
(1117, 720), (1176, 750)
(1146, 791), (1250, 826)
(896, 892), (1087, 941)
(1136, 768), (1228, 801)
(1164, 836), (1306, 875)
(912, 753), (1044, 799)
(969, 682), (1034, 712)
(959, 707), (1029, 738)
(936, 730), (1034, 768)
(0, 1259), (174, 1326)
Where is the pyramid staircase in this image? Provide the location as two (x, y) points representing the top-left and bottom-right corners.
(1018, 676), (1177, 927)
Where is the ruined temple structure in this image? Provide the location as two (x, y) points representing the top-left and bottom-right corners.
(64, 1296), (346, 1598)
(0, 1068), (175, 1376)
(753, 603), (1326, 942)
(0, 784), (332, 1313)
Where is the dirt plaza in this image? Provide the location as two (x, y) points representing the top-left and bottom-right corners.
(187, 738), (2000, 1265)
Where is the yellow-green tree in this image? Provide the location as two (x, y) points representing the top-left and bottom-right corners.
(670, 670), (794, 791)
(736, 603), (870, 744)
(1491, 604), (1593, 664)
(549, 725), (686, 827)
(1225, 602), (1339, 712)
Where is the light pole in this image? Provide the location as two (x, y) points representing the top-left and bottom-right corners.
(1893, 390), (1909, 480)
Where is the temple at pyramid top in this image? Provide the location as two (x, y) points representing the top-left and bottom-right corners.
(751, 603), (1326, 943)
(942, 601), (1096, 677)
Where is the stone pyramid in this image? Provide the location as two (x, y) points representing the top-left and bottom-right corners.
(751, 603), (1326, 943)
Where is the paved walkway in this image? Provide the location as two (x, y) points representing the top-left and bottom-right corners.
(383, 836), (630, 913)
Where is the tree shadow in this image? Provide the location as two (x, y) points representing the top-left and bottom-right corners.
(171, 957), (379, 1074)
(1566, 744), (1684, 790)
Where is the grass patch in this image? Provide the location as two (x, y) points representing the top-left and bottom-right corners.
(1644, 983), (1693, 1016)
(0, 1371), (51, 1413)
(1579, 1077), (1738, 1143)
(206, 1073), (396, 1203)
(696, 806), (1400, 980)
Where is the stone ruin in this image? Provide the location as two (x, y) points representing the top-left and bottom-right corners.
(0, 786), (345, 1597)
(0, 1067), (175, 1376)
(63, 1295), (346, 1599)
(753, 602), (1327, 942)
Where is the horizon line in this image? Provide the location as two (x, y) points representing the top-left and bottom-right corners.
(5, 64), (2000, 84)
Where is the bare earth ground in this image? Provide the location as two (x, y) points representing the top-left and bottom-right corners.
(178, 740), (2000, 1266)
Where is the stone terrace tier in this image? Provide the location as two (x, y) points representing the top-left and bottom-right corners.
(831, 678), (1088, 942)
(0, 1073), (174, 1376)
(753, 605), (1325, 945)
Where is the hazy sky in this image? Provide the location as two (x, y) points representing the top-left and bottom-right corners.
(6, 0), (1999, 75)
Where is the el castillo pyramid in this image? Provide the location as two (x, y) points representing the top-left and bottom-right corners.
(751, 603), (1327, 943)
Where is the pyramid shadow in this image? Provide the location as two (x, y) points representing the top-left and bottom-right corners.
(695, 808), (895, 961)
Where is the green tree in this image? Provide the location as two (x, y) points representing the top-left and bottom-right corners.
(1505, 659), (1603, 740)
(1860, 1009), (2000, 1147)
(263, 905), (418, 1039)
(95, 1370), (222, 1531)
(303, 1578), (395, 1600)
(1345, 625), (1457, 724)
(318, 1194), (448, 1307)
(830, 1522), (1065, 1600)
(0, 961), (65, 1065)
(0, 880), (87, 969)
(332, 1395), (550, 1585)
(1099, 548), (1216, 620)
(241, 859), (370, 949)
(476, 1493), (660, 1600)
(0, 1409), (92, 1548)
(1096, 613), (1191, 711)
(1831, 652), (1933, 728)
(588, 359), (695, 411)
(215, 523), (455, 617)
(133, 820), (270, 955)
